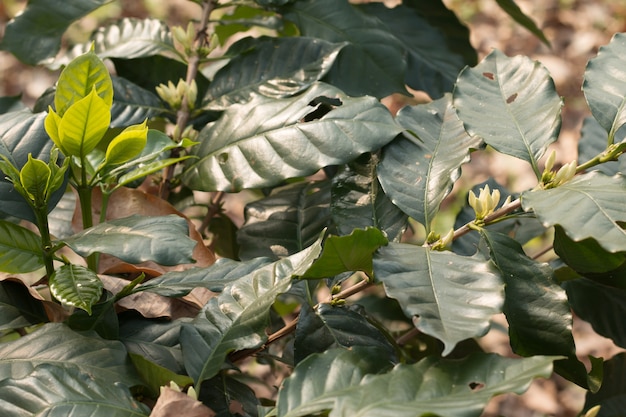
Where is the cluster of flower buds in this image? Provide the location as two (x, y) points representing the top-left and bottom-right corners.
(155, 79), (198, 111)
(162, 381), (197, 400)
(428, 228), (455, 251)
(540, 150), (577, 189)
(468, 184), (511, 225)
(172, 22), (219, 58)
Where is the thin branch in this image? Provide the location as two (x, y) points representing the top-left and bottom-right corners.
(197, 191), (225, 235)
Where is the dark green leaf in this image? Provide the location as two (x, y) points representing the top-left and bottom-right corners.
(133, 257), (273, 298)
(282, 0), (407, 98)
(0, 111), (66, 222)
(522, 171), (626, 253)
(183, 82), (402, 192)
(278, 351), (557, 417)
(358, 2), (469, 98)
(205, 36), (345, 109)
(300, 227), (388, 279)
(0, 280), (47, 331)
(454, 49), (561, 176)
(0, 220), (45, 273)
(584, 353), (626, 417)
(379, 94), (481, 231)
(294, 303), (396, 364)
(0, 96), (26, 114)
(564, 278), (626, 349)
(198, 373), (260, 417)
(0, 0), (110, 65)
(554, 226), (626, 275)
(49, 264), (103, 315)
(66, 291), (119, 339)
(129, 353), (193, 398)
(181, 237), (323, 387)
(373, 243), (503, 355)
(495, 0), (550, 46)
(0, 323), (140, 385)
(583, 33), (626, 144)
(0, 363), (149, 417)
(480, 229), (599, 391)
(110, 76), (163, 127)
(62, 214), (196, 266)
(331, 154), (408, 241)
(238, 181), (332, 260)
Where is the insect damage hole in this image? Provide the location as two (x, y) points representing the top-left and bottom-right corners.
(482, 72), (495, 80)
(300, 96), (343, 122)
(506, 93), (518, 104)
(468, 381), (485, 391)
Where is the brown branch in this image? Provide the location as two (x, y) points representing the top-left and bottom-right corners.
(197, 191), (225, 235)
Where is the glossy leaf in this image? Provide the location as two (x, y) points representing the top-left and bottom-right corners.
(480, 229), (599, 391)
(63, 214), (197, 266)
(104, 120), (149, 166)
(495, 0), (550, 46)
(183, 82), (402, 192)
(278, 351), (557, 417)
(54, 50), (113, 117)
(237, 181), (332, 260)
(181, 236), (323, 387)
(564, 278), (626, 349)
(584, 353), (626, 416)
(454, 49), (561, 176)
(373, 243), (504, 355)
(66, 292), (118, 339)
(20, 154), (51, 205)
(54, 18), (179, 68)
(281, 0), (407, 98)
(554, 226), (626, 275)
(379, 94), (481, 231)
(358, 2), (469, 98)
(204, 36), (345, 109)
(0, 323), (140, 384)
(331, 154), (408, 241)
(583, 33), (626, 144)
(0, 111), (65, 222)
(0, 220), (45, 273)
(294, 304), (397, 364)
(300, 227), (388, 279)
(49, 264), (103, 315)
(0, 363), (149, 417)
(0, 0), (109, 65)
(522, 171), (626, 253)
(110, 76), (164, 127)
(133, 257), (273, 298)
(0, 280), (48, 331)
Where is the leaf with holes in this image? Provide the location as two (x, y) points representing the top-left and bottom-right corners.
(373, 242), (504, 355)
(453, 49), (561, 176)
(49, 264), (103, 314)
(182, 82), (402, 192)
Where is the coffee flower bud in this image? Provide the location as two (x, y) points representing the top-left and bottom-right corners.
(469, 184), (507, 224)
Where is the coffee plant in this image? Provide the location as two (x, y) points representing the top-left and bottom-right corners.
(0, 0), (624, 415)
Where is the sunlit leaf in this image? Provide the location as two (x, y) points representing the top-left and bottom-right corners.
(49, 264), (103, 315)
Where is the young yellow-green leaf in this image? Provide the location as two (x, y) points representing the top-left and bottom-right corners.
(20, 154), (51, 206)
(44, 108), (64, 153)
(49, 264), (103, 315)
(55, 50), (114, 117)
(104, 120), (148, 166)
(58, 87), (111, 158)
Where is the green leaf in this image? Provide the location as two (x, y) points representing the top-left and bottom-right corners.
(63, 214), (196, 266)
(20, 154), (51, 205)
(57, 87), (111, 158)
(281, 0), (407, 98)
(277, 347), (393, 417)
(300, 227), (388, 279)
(54, 18), (179, 68)
(480, 229), (599, 391)
(199, 373), (260, 417)
(522, 171), (626, 253)
(379, 94), (481, 232)
(183, 82), (402, 192)
(331, 154), (408, 241)
(204, 36), (345, 109)
(584, 353), (626, 416)
(49, 264), (103, 315)
(583, 33), (626, 144)
(453, 49), (561, 176)
(0, 0), (110, 65)
(0, 220), (45, 273)
(373, 243), (504, 355)
(358, 2), (470, 98)
(0, 111), (66, 222)
(554, 226), (626, 275)
(66, 291), (119, 339)
(0, 95), (26, 114)
(0, 363), (149, 417)
(495, 0), (550, 46)
(294, 304), (397, 364)
(129, 353), (193, 398)
(0, 280), (48, 331)
(55, 50), (113, 117)
(564, 278), (626, 349)
(278, 351), (557, 417)
(578, 116), (624, 176)
(237, 181), (332, 260)
(104, 120), (148, 166)
(0, 322), (141, 384)
(110, 76), (164, 127)
(181, 236), (323, 387)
